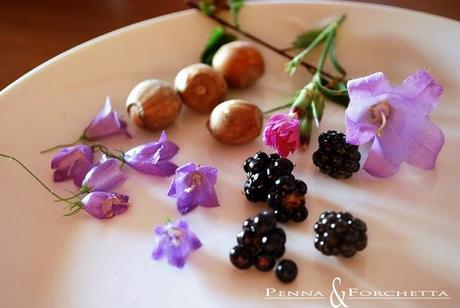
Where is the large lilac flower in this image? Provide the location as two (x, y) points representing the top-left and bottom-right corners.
(124, 131), (179, 177)
(81, 191), (129, 219)
(263, 113), (300, 157)
(345, 70), (444, 177)
(81, 158), (127, 192)
(83, 97), (131, 141)
(167, 163), (220, 215)
(51, 144), (93, 187)
(152, 219), (202, 268)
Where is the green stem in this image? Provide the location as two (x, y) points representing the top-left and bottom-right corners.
(91, 144), (125, 162)
(0, 153), (73, 203)
(287, 15), (346, 76)
(263, 102), (294, 115)
(40, 136), (84, 154)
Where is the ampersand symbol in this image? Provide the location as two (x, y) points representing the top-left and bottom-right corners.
(330, 277), (350, 308)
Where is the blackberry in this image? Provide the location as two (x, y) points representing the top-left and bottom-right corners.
(275, 259), (298, 283)
(313, 211), (368, 257)
(313, 130), (361, 179)
(268, 181), (308, 223)
(230, 246), (253, 269)
(242, 151), (309, 224)
(230, 211), (287, 273)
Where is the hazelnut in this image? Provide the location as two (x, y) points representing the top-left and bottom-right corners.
(207, 99), (263, 145)
(175, 63), (227, 113)
(212, 41), (265, 88)
(126, 79), (183, 130)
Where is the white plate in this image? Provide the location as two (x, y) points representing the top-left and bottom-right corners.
(1, 2), (459, 308)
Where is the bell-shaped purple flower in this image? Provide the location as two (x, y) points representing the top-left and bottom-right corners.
(152, 219), (202, 268)
(51, 144), (93, 187)
(81, 158), (127, 192)
(345, 70), (445, 177)
(83, 97), (131, 141)
(167, 163), (220, 215)
(124, 131), (179, 177)
(82, 191), (129, 219)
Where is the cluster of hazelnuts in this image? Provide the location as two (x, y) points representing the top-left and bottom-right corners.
(126, 41), (265, 144)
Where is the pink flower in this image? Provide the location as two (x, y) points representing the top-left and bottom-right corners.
(263, 113), (301, 157)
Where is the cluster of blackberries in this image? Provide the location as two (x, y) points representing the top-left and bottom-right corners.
(313, 211), (368, 257)
(313, 130), (361, 179)
(229, 211), (297, 283)
(243, 152), (308, 223)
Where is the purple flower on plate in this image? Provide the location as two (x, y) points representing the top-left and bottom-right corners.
(81, 191), (129, 219)
(167, 163), (220, 215)
(81, 158), (127, 192)
(345, 70), (445, 177)
(51, 144), (93, 187)
(152, 219), (202, 268)
(124, 131), (179, 177)
(263, 113), (301, 158)
(83, 97), (131, 141)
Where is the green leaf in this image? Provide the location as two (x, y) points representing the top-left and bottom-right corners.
(230, 0), (245, 28)
(291, 28), (325, 50)
(328, 40), (346, 76)
(200, 26), (237, 65)
(199, 1), (216, 15)
(316, 80), (349, 107)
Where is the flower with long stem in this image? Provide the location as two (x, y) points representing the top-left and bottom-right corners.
(263, 15), (347, 154)
(41, 97), (131, 153)
(1, 153), (131, 218)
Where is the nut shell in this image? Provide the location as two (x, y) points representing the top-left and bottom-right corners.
(212, 41), (265, 88)
(126, 79), (182, 130)
(175, 63), (227, 113)
(207, 99), (263, 145)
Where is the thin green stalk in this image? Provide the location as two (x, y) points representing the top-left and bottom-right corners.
(40, 136), (84, 154)
(0, 153), (72, 203)
(263, 102), (294, 115)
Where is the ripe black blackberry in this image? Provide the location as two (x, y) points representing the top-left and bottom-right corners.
(243, 151), (294, 202)
(267, 176), (309, 223)
(313, 211), (368, 258)
(312, 130), (361, 179)
(242, 152), (309, 224)
(229, 211), (286, 272)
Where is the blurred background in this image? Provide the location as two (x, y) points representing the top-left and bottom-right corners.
(0, 0), (458, 90)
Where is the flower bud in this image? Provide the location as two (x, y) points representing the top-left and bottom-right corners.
(126, 79), (183, 130)
(207, 99), (263, 145)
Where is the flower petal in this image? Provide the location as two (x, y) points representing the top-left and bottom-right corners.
(363, 138), (400, 177)
(393, 70), (443, 114)
(82, 158), (127, 192)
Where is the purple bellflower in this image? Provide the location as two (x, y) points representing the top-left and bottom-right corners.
(124, 131), (179, 177)
(345, 70), (444, 177)
(82, 191), (129, 219)
(83, 97), (131, 141)
(152, 219), (202, 268)
(81, 158), (127, 192)
(167, 163), (220, 215)
(51, 144), (93, 187)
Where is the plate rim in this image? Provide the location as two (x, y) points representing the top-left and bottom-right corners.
(1, 0), (459, 96)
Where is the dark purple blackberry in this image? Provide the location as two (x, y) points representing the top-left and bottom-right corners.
(253, 210), (277, 234)
(254, 254), (276, 272)
(313, 211), (368, 257)
(230, 211), (287, 273)
(265, 174), (308, 224)
(275, 259), (298, 283)
(313, 130), (361, 179)
(242, 152), (309, 224)
(230, 246), (253, 269)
